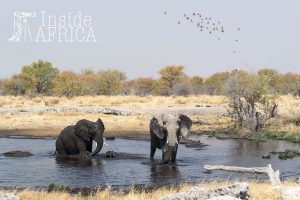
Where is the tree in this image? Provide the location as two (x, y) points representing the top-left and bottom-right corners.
(152, 79), (169, 96)
(224, 72), (277, 132)
(204, 72), (230, 95)
(81, 68), (94, 75)
(189, 76), (204, 94)
(121, 80), (136, 95)
(134, 77), (155, 96)
(96, 69), (127, 95)
(2, 75), (27, 96)
(20, 60), (59, 94)
(277, 73), (300, 96)
(257, 68), (279, 93)
(159, 65), (185, 88)
(80, 72), (98, 95)
(171, 80), (191, 96)
(53, 71), (83, 97)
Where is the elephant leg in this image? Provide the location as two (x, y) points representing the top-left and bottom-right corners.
(170, 145), (178, 162)
(76, 139), (88, 154)
(150, 144), (156, 160)
(86, 139), (93, 153)
(170, 151), (177, 162)
(162, 151), (166, 163)
(55, 138), (66, 154)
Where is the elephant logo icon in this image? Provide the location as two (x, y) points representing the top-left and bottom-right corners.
(8, 11), (36, 42)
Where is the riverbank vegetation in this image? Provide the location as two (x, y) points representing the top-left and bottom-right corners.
(4, 180), (299, 200)
(0, 60), (300, 98)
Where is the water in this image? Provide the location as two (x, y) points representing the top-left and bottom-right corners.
(1, 136), (300, 188)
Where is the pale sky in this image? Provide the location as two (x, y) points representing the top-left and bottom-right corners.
(0, 0), (299, 79)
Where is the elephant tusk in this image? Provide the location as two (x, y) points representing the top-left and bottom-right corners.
(94, 141), (108, 146)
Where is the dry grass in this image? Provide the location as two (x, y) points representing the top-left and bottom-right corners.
(0, 95), (228, 108)
(0, 98), (7, 107)
(0, 95), (299, 138)
(44, 98), (60, 106)
(0, 112), (150, 138)
(0, 95), (228, 138)
(8, 181), (299, 200)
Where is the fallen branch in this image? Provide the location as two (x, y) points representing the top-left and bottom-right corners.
(204, 165), (268, 174)
(204, 164), (281, 186)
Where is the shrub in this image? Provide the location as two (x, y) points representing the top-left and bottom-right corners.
(96, 69), (127, 95)
(134, 77), (155, 96)
(224, 72), (277, 132)
(53, 71), (83, 97)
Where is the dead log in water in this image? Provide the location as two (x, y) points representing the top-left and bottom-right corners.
(204, 164), (281, 186)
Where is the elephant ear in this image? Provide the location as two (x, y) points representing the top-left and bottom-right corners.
(178, 114), (192, 138)
(74, 119), (91, 142)
(150, 117), (165, 139)
(96, 118), (105, 131)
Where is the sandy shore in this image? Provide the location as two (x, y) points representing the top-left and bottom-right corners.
(0, 95), (229, 139)
(0, 95), (299, 140)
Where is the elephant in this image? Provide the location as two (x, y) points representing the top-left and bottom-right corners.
(55, 118), (105, 157)
(149, 113), (192, 164)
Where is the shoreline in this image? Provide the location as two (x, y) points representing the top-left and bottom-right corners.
(0, 179), (274, 193)
(0, 128), (150, 140)
(1, 128), (300, 143)
(0, 180), (299, 200)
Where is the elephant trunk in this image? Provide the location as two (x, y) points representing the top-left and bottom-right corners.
(90, 119), (105, 156)
(162, 146), (175, 164)
(90, 136), (103, 156)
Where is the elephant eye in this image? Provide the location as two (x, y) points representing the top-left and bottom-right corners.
(163, 122), (166, 126)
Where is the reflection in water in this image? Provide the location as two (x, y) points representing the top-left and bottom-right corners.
(149, 162), (181, 186)
(55, 155), (94, 167)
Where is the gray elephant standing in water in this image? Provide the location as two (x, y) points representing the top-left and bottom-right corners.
(55, 119), (105, 156)
(150, 113), (192, 164)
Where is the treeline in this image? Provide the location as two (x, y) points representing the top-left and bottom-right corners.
(0, 60), (300, 97)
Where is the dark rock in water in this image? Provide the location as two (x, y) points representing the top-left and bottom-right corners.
(184, 140), (209, 148)
(105, 136), (116, 140)
(105, 151), (117, 158)
(2, 151), (33, 157)
(262, 154), (271, 159)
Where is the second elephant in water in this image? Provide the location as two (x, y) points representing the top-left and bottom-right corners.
(150, 113), (192, 164)
(55, 118), (105, 156)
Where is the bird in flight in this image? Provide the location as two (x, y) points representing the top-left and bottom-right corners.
(165, 11), (241, 54)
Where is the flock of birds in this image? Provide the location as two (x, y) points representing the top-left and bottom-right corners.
(164, 11), (240, 53)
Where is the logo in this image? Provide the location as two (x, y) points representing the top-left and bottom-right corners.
(8, 11), (36, 42)
(8, 11), (97, 43)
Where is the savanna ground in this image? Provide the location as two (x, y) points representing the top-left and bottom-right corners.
(0, 95), (299, 140)
(2, 180), (299, 200)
